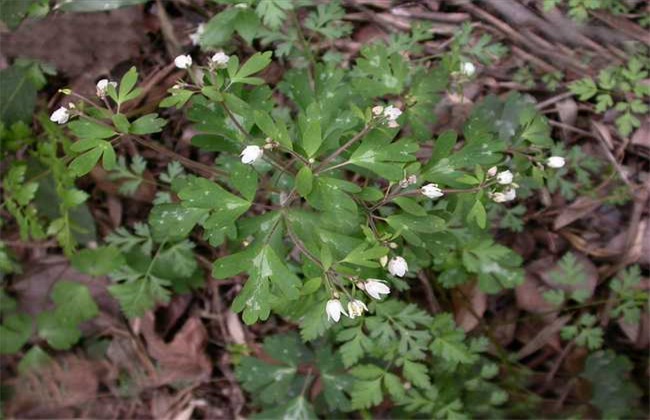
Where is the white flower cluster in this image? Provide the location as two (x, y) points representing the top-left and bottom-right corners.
(486, 167), (517, 203)
(325, 279), (391, 322)
(372, 105), (402, 128)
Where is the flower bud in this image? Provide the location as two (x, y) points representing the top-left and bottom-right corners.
(379, 255), (388, 267)
(460, 61), (476, 77)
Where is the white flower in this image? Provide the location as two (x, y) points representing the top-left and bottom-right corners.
(496, 170), (513, 185)
(96, 79), (117, 97)
(174, 54), (192, 69)
(383, 105), (402, 121)
(211, 51), (230, 67)
(372, 105), (384, 116)
(190, 24), (204, 45)
(387, 120), (400, 128)
(547, 156), (566, 169)
(364, 279), (391, 300)
(421, 183), (444, 199)
(489, 192), (506, 203)
(326, 299), (347, 322)
(503, 187), (516, 202)
(49, 107), (69, 124)
(240, 145), (263, 164)
(460, 61), (476, 77)
(486, 166), (498, 178)
(347, 299), (368, 318)
(490, 188), (516, 203)
(387, 256), (408, 277)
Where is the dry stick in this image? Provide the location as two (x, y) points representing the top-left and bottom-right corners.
(453, 1), (560, 73)
(417, 271), (442, 314)
(155, 0), (181, 59)
(535, 91), (575, 110)
(590, 10), (650, 46)
(591, 121), (635, 190)
(540, 340), (575, 392)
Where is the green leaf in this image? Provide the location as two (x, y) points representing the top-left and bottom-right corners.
(71, 246), (125, 276)
(18, 345), (52, 374)
(231, 51), (272, 84)
(581, 350), (642, 419)
(467, 199), (487, 229)
(394, 197), (427, 217)
(51, 281), (98, 323)
(232, 245), (301, 324)
(295, 166), (314, 197)
(179, 176), (249, 210)
(403, 360), (431, 389)
(130, 113), (166, 135)
(254, 397), (317, 420)
(570, 78), (598, 101)
(118, 66), (138, 102)
(61, 188), (88, 209)
(68, 119), (116, 139)
(351, 377), (383, 409)
(58, 0), (147, 12)
(0, 0), (40, 29)
(231, 163), (259, 201)
(0, 65), (38, 125)
(111, 113), (131, 133)
(255, 0), (293, 29)
(108, 274), (171, 318)
(149, 203), (208, 242)
(234, 8), (260, 45)
(0, 314), (32, 354)
(69, 147), (103, 176)
(200, 8), (238, 48)
(302, 117), (322, 158)
(37, 311), (81, 350)
(341, 242), (388, 268)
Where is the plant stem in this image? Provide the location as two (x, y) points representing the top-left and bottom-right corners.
(315, 124), (372, 174)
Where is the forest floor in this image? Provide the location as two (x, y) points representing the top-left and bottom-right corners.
(1, 0), (648, 419)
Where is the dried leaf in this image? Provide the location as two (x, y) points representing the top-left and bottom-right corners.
(140, 313), (211, 386)
(553, 196), (602, 230)
(452, 282), (486, 332)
